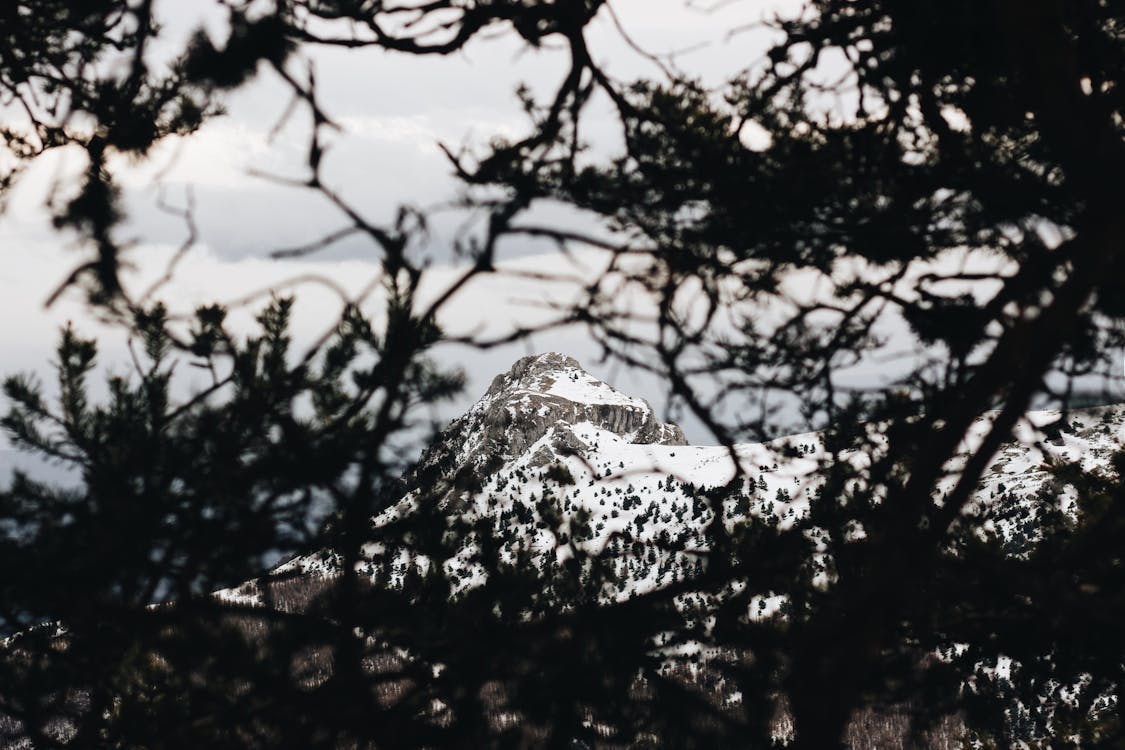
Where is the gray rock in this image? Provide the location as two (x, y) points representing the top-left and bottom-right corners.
(412, 353), (686, 496)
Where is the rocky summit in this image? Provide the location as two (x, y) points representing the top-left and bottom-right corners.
(417, 353), (685, 480)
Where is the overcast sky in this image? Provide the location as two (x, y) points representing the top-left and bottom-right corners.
(1, 1), (817, 462)
(6, 0), (1107, 475)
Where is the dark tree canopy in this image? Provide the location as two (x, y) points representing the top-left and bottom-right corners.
(1, 1), (1124, 748)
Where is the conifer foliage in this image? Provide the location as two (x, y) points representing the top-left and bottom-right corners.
(2, 1), (1125, 747)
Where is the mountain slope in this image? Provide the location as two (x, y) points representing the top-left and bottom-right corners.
(222, 353), (1125, 605)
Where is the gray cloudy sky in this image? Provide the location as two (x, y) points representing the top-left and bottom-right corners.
(110, 0), (792, 262)
(3, 1), (1120, 484)
(1, 1), (810, 457)
(10, 0), (1017, 482)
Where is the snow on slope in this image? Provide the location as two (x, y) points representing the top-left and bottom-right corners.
(956, 406), (1125, 551)
(221, 354), (1125, 606)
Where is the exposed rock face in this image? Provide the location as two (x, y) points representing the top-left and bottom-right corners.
(479, 353), (685, 446)
(412, 353), (686, 491)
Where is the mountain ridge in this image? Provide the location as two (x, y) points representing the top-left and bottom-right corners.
(411, 353), (686, 488)
(222, 353), (1125, 605)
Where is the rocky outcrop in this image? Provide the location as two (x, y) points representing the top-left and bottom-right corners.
(481, 353), (683, 444)
(412, 353), (686, 491)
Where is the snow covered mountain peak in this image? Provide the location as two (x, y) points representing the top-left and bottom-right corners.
(444, 353), (686, 466)
(226, 355), (1125, 608)
(480, 352), (645, 410)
